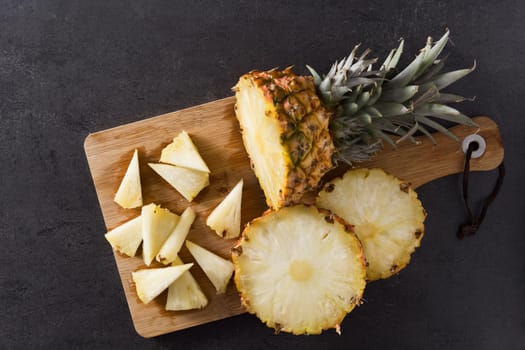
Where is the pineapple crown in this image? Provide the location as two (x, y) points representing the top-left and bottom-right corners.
(307, 30), (477, 165)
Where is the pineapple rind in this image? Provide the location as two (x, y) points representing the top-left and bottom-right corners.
(317, 168), (426, 281)
(232, 205), (366, 335)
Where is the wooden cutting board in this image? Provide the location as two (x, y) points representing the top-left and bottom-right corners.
(84, 96), (504, 338)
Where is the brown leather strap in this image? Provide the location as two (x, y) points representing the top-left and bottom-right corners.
(457, 142), (505, 239)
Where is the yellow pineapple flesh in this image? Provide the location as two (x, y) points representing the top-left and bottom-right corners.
(114, 149), (142, 209)
(166, 257), (208, 311)
(232, 205), (366, 335)
(317, 168), (426, 281)
(234, 68), (334, 209)
(132, 263), (193, 304)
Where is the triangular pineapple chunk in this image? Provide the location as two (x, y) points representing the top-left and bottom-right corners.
(104, 215), (142, 257)
(114, 149), (142, 208)
(160, 131), (210, 173)
(185, 240), (234, 294)
(142, 203), (180, 266)
(149, 163), (209, 202)
(206, 179), (243, 239)
(132, 263), (193, 304)
(157, 207), (196, 264)
(166, 257), (208, 311)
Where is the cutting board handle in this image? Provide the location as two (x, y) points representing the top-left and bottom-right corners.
(358, 116), (504, 188)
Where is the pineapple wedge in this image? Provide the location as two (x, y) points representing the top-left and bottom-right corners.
(317, 168), (426, 281)
(114, 149), (142, 208)
(156, 207), (196, 264)
(206, 179), (243, 239)
(142, 203), (180, 266)
(149, 163), (209, 202)
(232, 205), (366, 335)
(166, 256), (208, 311)
(132, 263), (193, 304)
(104, 215), (142, 257)
(185, 240), (234, 294)
(160, 130), (210, 173)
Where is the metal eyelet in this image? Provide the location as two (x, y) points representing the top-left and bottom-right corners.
(462, 134), (486, 159)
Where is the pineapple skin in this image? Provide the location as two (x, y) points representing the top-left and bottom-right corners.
(235, 68), (335, 209)
(232, 205), (367, 335)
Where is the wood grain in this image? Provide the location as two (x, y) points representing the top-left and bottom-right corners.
(84, 96), (503, 338)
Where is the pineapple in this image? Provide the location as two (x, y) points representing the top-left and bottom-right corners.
(234, 31), (476, 209)
(132, 263), (193, 304)
(166, 256), (208, 311)
(104, 215), (142, 257)
(316, 168), (426, 281)
(206, 179), (243, 239)
(141, 203), (180, 266)
(148, 163), (209, 202)
(232, 205), (366, 335)
(160, 130), (210, 173)
(234, 69), (334, 209)
(157, 207), (196, 265)
(114, 149), (142, 208)
(185, 240), (234, 294)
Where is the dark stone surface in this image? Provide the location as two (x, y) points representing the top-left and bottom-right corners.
(1, 1), (524, 349)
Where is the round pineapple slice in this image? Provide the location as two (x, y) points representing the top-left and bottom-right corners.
(317, 168), (426, 281)
(232, 205), (366, 335)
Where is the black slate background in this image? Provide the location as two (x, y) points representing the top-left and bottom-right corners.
(1, 1), (524, 349)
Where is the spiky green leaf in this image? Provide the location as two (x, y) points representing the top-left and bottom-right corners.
(431, 61), (476, 90)
(381, 85), (419, 103)
(373, 102), (410, 117)
(306, 65), (322, 86)
(417, 125), (437, 145)
(385, 50), (425, 89)
(414, 103), (479, 127)
(416, 115), (459, 142)
(414, 30), (450, 79)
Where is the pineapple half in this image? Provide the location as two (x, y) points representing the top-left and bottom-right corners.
(232, 205), (366, 335)
(317, 168), (426, 281)
(234, 68), (334, 209)
(234, 31), (476, 209)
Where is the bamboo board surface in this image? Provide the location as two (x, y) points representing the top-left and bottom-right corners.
(84, 96), (503, 338)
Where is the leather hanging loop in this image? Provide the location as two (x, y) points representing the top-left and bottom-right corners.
(457, 141), (505, 239)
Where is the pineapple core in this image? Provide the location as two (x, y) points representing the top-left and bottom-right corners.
(289, 260), (313, 282)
